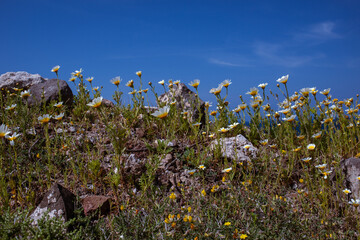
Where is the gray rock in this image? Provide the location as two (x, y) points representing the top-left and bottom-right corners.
(30, 183), (76, 225)
(0, 71), (46, 90)
(102, 98), (115, 107)
(209, 134), (257, 162)
(341, 157), (360, 199)
(158, 83), (205, 123)
(27, 78), (73, 106)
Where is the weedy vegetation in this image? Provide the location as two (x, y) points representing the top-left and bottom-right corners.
(0, 68), (360, 239)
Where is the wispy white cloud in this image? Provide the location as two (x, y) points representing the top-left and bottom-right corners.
(253, 42), (324, 67)
(208, 58), (252, 67)
(294, 21), (341, 41)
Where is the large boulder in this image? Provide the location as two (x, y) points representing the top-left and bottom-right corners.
(0, 71), (46, 90)
(159, 83), (205, 123)
(209, 134), (258, 162)
(27, 78), (73, 106)
(30, 183), (76, 224)
(340, 157), (360, 199)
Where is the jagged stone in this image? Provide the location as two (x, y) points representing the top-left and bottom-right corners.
(158, 83), (205, 123)
(30, 183), (76, 225)
(102, 98), (115, 107)
(82, 195), (111, 216)
(209, 134), (257, 162)
(27, 78), (73, 106)
(340, 157), (360, 199)
(0, 71), (46, 90)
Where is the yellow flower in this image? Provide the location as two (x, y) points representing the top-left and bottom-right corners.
(279, 108), (291, 115)
(151, 106), (170, 119)
(250, 101), (259, 108)
(239, 104), (247, 110)
(211, 185), (219, 192)
(208, 133), (215, 138)
(6, 132), (21, 146)
(321, 117), (333, 124)
(300, 87), (315, 97)
(53, 102), (63, 108)
(222, 167), (232, 173)
(292, 146), (301, 152)
(262, 104), (271, 111)
(312, 131), (322, 139)
(51, 65), (60, 73)
(320, 88), (331, 96)
(315, 163), (327, 170)
(136, 71), (142, 78)
(93, 86), (99, 91)
(38, 114), (52, 124)
(296, 135), (305, 140)
(158, 80), (165, 85)
(20, 90), (31, 99)
(183, 215), (192, 222)
(282, 115), (296, 122)
(87, 96), (103, 108)
(349, 199), (360, 207)
(198, 165), (206, 170)
(69, 77), (76, 82)
(307, 144), (316, 150)
(126, 79), (134, 88)
(192, 122), (201, 127)
(246, 87), (259, 96)
(5, 104), (17, 111)
(129, 89), (136, 95)
(343, 189), (351, 195)
(86, 77), (94, 83)
(218, 127), (229, 133)
(260, 139), (268, 145)
(221, 79), (232, 88)
(240, 234), (248, 239)
(169, 192), (176, 200)
(210, 110), (217, 116)
(209, 85), (223, 95)
(276, 74), (289, 84)
(233, 106), (242, 113)
(243, 144), (251, 149)
(201, 189), (206, 196)
(258, 83), (268, 89)
(224, 222), (231, 226)
(189, 79), (200, 89)
(72, 68), (83, 77)
(110, 76), (121, 86)
(301, 157), (312, 163)
(54, 113), (64, 121)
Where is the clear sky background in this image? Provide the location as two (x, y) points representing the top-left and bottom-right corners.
(1, 0), (359, 108)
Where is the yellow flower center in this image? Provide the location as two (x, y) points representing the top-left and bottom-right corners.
(40, 118), (50, 124)
(157, 112), (168, 119)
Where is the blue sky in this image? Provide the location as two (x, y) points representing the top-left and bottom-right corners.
(1, 0), (360, 108)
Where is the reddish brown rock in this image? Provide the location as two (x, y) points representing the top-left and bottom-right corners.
(82, 195), (111, 216)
